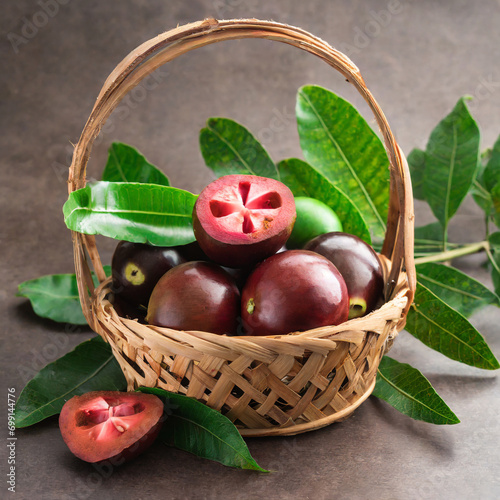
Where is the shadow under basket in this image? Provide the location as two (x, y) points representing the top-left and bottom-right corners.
(68, 19), (416, 437)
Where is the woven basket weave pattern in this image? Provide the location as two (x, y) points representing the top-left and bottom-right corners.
(68, 19), (415, 437)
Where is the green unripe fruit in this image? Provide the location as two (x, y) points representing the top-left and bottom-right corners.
(287, 197), (343, 249)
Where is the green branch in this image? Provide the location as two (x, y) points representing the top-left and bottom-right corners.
(414, 241), (488, 265)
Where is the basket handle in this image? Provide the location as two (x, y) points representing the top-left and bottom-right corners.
(68, 18), (415, 322)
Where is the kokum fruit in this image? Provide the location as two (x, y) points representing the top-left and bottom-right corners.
(176, 240), (249, 291)
(59, 391), (163, 464)
(304, 232), (384, 319)
(112, 294), (147, 323)
(111, 241), (185, 308)
(192, 175), (296, 268)
(146, 261), (240, 335)
(241, 250), (349, 336)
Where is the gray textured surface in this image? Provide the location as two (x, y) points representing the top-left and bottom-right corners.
(2, 1), (500, 499)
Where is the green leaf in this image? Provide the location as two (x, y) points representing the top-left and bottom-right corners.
(278, 158), (371, 244)
(405, 281), (500, 370)
(102, 142), (170, 186)
(416, 262), (500, 317)
(488, 232), (500, 295)
(407, 148), (426, 201)
(491, 183), (500, 228)
(137, 387), (268, 472)
(414, 222), (445, 255)
(15, 337), (127, 428)
(200, 118), (279, 180)
(17, 273), (89, 324)
(474, 137), (500, 227)
(482, 136), (500, 194)
(373, 356), (460, 425)
(470, 179), (493, 218)
(422, 97), (480, 231)
(296, 85), (389, 239)
(16, 266), (111, 324)
(471, 148), (494, 217)
(63, 181), (197, 246)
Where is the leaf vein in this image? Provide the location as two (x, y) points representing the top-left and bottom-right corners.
(376, 370), (451, 420)
(206, 124), (257, 176)
(169, 414), (255, 466)
(18, 353), (115, 424)
(299, 89), (386, 231)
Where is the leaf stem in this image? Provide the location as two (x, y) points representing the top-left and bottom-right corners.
(414, 241), (488, 265)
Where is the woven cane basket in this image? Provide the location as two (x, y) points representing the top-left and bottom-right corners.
(67, 18), (416, 437)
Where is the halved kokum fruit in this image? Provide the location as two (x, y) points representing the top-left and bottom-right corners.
(241, 250), (349, 336)
(192, 175), (296, 268)
(59, 391), (164, 464)
(146, 261), (241, 335)
(304, 232), (384, 319)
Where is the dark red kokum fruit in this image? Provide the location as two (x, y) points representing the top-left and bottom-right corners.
(112, 294), (147, 323)
(304, 232), (384, 319)
(146, 261), (240, 335)
(192, 175), (296, 268)
(59, 391), (163, 464)
(111, 241), (185, 308)
(176, 240), (250, 290)
(176, 240), (209, 262)
(241, 250), (349, 336)
(221, 265), (252, 292)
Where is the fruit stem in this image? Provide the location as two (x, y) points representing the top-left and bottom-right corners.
(246, 298), (255, 315)
(414, 241), (488, 265)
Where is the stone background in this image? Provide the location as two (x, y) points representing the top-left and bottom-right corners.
(1, 1), (500, 499)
